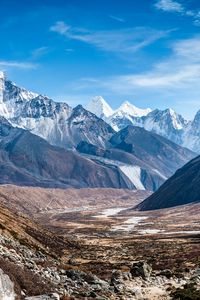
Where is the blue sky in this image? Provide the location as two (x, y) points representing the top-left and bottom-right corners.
(0, 0), (200, 118)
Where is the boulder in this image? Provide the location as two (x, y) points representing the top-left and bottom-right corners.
(130, 261), (152, 280)
(25, 293), (60, 300)
(0, 268), (15, 300)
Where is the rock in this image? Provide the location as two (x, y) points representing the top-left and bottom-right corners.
(25, 293), (60, 300)
(130, 261), (152, 280)
(110, 271), (126, 293)
(158, 269), (173, 279)
(0, 268), (15, 300)
(194, 268), (200, 276)
(50, 293), (60, 300)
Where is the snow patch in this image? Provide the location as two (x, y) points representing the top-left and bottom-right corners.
(111, 216), (147, 232)
(94, 207), (127, 218)
(119, 165), (145, 190)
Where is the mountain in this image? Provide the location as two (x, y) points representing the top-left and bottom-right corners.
(65, 105), (114, 148)
(107, 106), (200, 154)
(0, 72), (38, 119)
(141, 108), (188, 145)
(110, 126), (196, 177)
(107, 102), (151, 131)
(85, 96), (195, 149)
(182, 110), (200, 152)
(116, 101), (151, 117)
(2, 73), (200, 153)
(108, 107), (188, 142)
(86, 96), (114, 119)
(0, 72), (198, 192)
(0, 74), (115, 149)
(0, 117), (132, 189)
(77, 126), (196, 191)
(137, 155), (200, 211)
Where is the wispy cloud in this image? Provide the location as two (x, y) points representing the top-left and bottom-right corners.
(31, 47), (50, 59)
(0, 60), (38, 69)
(73, 37), (200, 93)
(109, 15), (125, 23)
(50, 21), (171, 53)
(154, 0), (200, 26)
(67, 37), (200, 118)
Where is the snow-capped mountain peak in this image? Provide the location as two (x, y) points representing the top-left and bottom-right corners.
(116, 101), (152, 117)
(163, 108), (187, 130)
(0, 71), (5, 79)
(86, 96), (114, 119)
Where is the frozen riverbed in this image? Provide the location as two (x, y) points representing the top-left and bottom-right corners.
(93, 207), (128, 218)
(111, 216), (148, 232)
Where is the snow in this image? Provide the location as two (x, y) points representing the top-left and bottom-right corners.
(116, 101), (151, 117)
(86, 96), (114, 118)
(1, 72), (200, 153)
(94, 207), (127, 218)
(119, 165), (146, 190)
(81, 154), (146, 190)
(111, 216), (147, 232)
(0, 71), (5, 80)
(152, 169), (167, 180)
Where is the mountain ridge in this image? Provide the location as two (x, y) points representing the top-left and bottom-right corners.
(85, 96), (200, 153)
(137, 155), (200, 210)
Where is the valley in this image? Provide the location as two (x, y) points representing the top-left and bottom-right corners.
(1, 1), (200, 298)
(0, 185), (199, 299)
(35, 193), (200, 275)
(0, 74), (200, 299)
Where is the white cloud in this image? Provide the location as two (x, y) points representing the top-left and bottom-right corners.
(50, 21), (70, 35)
(0, 61), (38, 69)
(154, 0), (184, 13)
(50, 21), (171, 53)
(109, 15), (125, 23)
(73, 37), (200, 92)
(31, 47), (50, 59)
(154, 0), (200, 26)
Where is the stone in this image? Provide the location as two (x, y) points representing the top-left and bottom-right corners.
(25, 293), (60, 300)
(158, 269), (173, 279)
(130, 261), (152, 280)
(0, 268), (15, 300)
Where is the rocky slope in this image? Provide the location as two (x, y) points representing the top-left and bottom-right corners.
(137, 155), (200, 210)
(0, 117), (132, 189)
(1, 195), (200, 300)
(77, 126), (196, 191)
(110, 125), (195, 177)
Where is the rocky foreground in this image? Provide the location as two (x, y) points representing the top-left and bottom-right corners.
(0, 225), (200, 300)
(0, 187), (200, 299)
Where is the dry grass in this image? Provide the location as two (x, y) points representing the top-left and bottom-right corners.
(0, 258), (55, 298)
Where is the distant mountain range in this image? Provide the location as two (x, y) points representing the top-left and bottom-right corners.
(137, 155), (200, 210)
(86, 96), (200, 153)
(77, 126), (195, 191)
(0, 116), (132, 188)
(0, 72), (197, 190)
